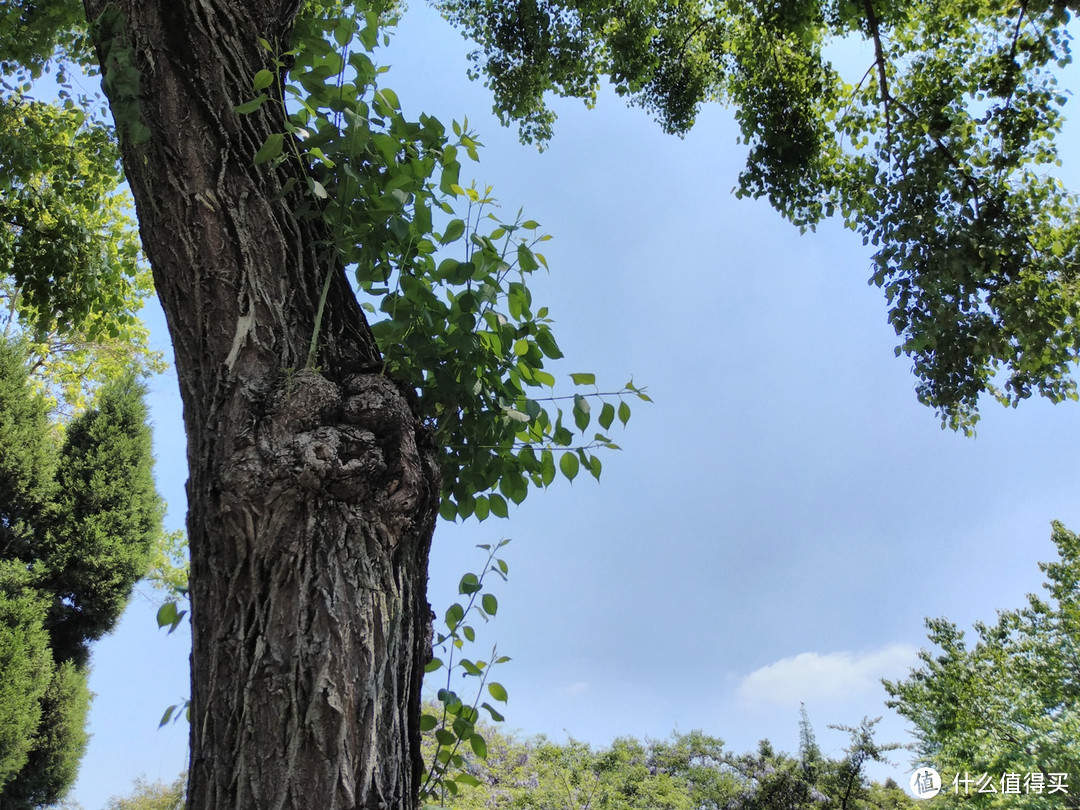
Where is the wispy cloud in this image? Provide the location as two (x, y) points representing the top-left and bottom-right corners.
(558, 681), (590, 697)
(737, 644), (918, 706)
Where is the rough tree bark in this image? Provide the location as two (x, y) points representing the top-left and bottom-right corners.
(80, 1), (442, 807)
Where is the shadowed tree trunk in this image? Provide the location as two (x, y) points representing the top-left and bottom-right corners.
(80, 1), (442, 806)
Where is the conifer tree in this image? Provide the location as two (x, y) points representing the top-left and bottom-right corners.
(0, 338), (162, 809)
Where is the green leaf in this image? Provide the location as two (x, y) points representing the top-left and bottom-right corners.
(599, 402), (615, 430)
(158, 705), (176, 727)
(481, 702), (505, 722)
(254, 132), (284, 164)
(378, 88), (399, 111)
(488, 682), (508, 702)
(504, 407), (529, 423)
(275, 176), (298, 201)
(234, 94), (268, 114)
(517, 243), (539, 272)
(470, 733), (488, 758)
(424, 657), (444, 673)
(535, 328), (563, 359)
(459, 573), (481, 595)
(573, 394), (590, 431)
(437, 258), (460, 280)
(553, 421), (573, 446)
(333, 17), (356, 47)
(482, 593), (498, 615)
(419, 714), (438, 732)
(570, 372), (596, 386)
(440, 162), (461, 195)
(489, 493), (508, 518)
(534, 369), (556, 387)
(506, 473), (528, 504)
(252, 69), (275, 92)
(441, 218), (466, 244)
(156, 601), (178, 629)
(559, 452), (579, 481)
(540, 451), (556, 486)
(618, 401), (631, 425)
(456, 493), (475, 520)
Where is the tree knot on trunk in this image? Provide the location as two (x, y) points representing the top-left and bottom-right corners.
(225, 370), (440, 540)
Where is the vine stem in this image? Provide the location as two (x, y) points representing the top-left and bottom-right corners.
(305, 259), (335, 368)
(304, 10), (360, 369)
(419, 541), (509, 802)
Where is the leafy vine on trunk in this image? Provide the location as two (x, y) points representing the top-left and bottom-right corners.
(235, 4), (645, 521)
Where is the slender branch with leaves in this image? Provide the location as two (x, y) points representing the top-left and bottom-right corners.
(419, 539), (512, 807)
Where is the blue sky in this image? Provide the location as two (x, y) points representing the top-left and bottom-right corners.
(66, 6), (1080, 807)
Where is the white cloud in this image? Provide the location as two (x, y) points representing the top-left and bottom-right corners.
(736, 644), (918, 706)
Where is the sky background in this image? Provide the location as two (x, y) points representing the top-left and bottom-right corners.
(64, 6), (1080, 807)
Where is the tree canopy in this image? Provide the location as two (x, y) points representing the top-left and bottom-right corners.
(416, 712), (916, 809)
(885, 521), (1080, 808)
(0, 85), (164, 415)
(438, 0), (1080, 432)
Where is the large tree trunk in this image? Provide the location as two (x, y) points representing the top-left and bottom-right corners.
(81, 1), (441, 807)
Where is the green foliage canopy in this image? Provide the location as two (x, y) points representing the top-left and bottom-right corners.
(0, 339), (163, 808)
(102, 775), (186, 810)
(885, 522), (1080, 808)
(44, 372), (166, 665)
(418, 716), (915, 809)
(3, 659), (93, 809)
(1, 71), (164, 415)
(0, 563), (51, 793)
(0, 0), (90, 81)
(437, 0), (1080, 432)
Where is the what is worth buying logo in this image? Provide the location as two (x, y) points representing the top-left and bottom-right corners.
(909, 767), (1070, 799)
(910, 767), (942, 799)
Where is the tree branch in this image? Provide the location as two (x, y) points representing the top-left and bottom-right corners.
(862, 0), (892, 148)
(861, 0), (985, 215)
